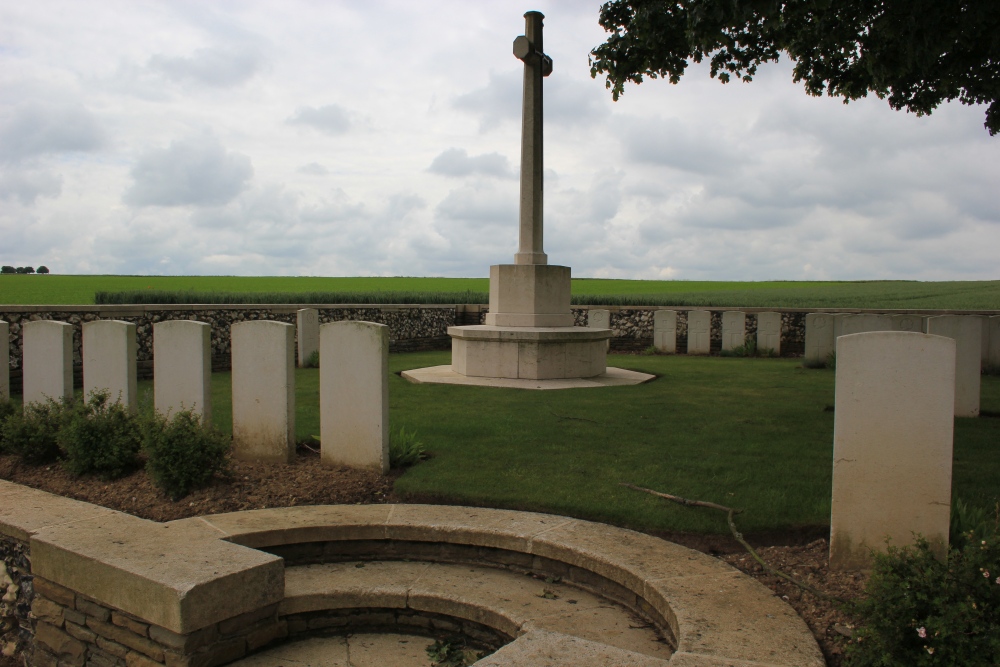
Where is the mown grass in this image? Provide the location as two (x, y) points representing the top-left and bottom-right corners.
(2, 275), (1000, 309)
(123, 352), (1000, 536)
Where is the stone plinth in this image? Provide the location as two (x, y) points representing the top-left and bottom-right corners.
(484, 264), (573, 327)
(297, 308), (319, 367)
(450, 325), (608, 380)
(0, 320), (8, 401)
(653, 310), (676, 353)
(83, 320), (138, 411)
(756, 312), (781, 354)
(926, 315), (982, 418)
(686, 311), (710, 355)
(154, 320), (211, 421)
(830, 332), (955, 570)
(721, 311), (745, 352)
(320, 321), (389, 472)
(231, 321), (295, 463)
(23, 320), (74, 405)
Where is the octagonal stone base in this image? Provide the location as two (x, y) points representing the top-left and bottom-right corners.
(448, 325), (610, 380)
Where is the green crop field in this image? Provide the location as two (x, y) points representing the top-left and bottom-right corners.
(1, 274), (999, 309)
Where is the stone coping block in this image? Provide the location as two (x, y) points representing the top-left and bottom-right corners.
(448, 325), (610, 343)
(0, 480), (283, 635)
(193, 504), (823, 666)
(401, 365), (654, 389)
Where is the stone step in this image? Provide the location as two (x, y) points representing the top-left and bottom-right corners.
(262, 559), (673, 665)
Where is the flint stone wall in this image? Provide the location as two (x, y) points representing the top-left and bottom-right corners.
(1, 535), (32, 661)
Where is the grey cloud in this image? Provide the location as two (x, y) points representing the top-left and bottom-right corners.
(428, 148), (513, 178)
(454, 70), (610, 132)
(148, 46), (264, 87)
(287, 105), (351, 135)
(0, 168), (62, 204)
(124, 135), (253, 207)
(298, 162), (329, 175)
(0, 103), (105, 162)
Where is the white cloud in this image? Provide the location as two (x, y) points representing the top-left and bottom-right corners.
(428, 148), (514, 178)
(148, 44), (265, 88)
(0, 168), (61, 204)
(124, 134), (254, 207)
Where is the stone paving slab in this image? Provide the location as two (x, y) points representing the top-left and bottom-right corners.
(232, 633), (435, 667)
(400, 365), (654, 389)
(474, 629), (670, 667)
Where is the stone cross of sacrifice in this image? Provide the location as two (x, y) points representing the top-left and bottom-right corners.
(513, 11), (553, 266)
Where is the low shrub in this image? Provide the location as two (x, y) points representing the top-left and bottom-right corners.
(951, 497), (999, 550)
(143, 410), (230, 500)
(1, 398), (72, 463)
(721, 338), (776, 358)
(801, 357), (828, 369)
(845, 535), (1000, 666)
(303, 349), (320, 368)
(390, 426), (427, 468)
(58, 391), (142, 479)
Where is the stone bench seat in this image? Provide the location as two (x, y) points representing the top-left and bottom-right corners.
(269, 559), (673, 664)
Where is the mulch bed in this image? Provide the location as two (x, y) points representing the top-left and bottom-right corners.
(0, 451), (863, 666)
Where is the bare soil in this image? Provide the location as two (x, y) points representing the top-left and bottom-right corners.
(0, 450), (862, 666)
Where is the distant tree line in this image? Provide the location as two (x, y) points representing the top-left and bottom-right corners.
(1, 266), (49, 274)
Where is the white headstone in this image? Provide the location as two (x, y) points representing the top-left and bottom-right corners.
(981, 316), (990, 367)
(83, 320), (138, 411)
(989, 316), (1000, 369)
(926, 315), (982, 418)
(588, 309), (611, 330)
(22, 320), (74, 405)
(320, 321), (389, 472)
(756, 312), (781, 355)
(830, 332), (955, 570)
(804, 313), (835, 363)
(296, 308), (319, 368)
(838, 314), (893, 336)
(653, 310), (677, 353)
(231, 321), (295, 463)
(154, 320), (212, 421)
(686, 311), (711, 355)
(0, 321), (8, 402)
(891, 314), (925, 333)
(721, 311), (746, 352)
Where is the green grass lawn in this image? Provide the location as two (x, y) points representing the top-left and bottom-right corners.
(133, 352), (1000, 536)
(3, 274), (1000, 309)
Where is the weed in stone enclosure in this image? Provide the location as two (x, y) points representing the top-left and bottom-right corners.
(844, 534), (1000, 666)
(389, 426), (427, 468)
(0, 397), (73, 464)
(58, 390), (142, 480)
(426, 638), (484, 667)
(142, 410), (230, 500)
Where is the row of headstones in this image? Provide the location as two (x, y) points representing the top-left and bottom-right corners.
(589, 309), (784, 354)
(0, 313), (389, 472)
(807, 313), (998, 418)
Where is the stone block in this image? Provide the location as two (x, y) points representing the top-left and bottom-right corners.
(989, 316), (1000, 368)
(83, 320), (138, 412)
(686, 311), (710, 355)
(22, 320), (74, 405)
(231, 321), (295, 463)
(35, 621), (86, 664)
(804, 313), (835, 363)
(32, 596), (65, 624)
(721, 311), (746, 352)
(296, 308), (319, 367)
(756, 312), (781, 355)
(448, 326), (608, 380)
(926, 315), (982, 417)
(830, 332), (955, 569)
(320, 321), (389, 472)
(153, 320), (211, 422)
(653, 310), (676, 353)
(484, 264), (573, 327)
(0, 320), (8, 401)
(891, 314), (925, 333)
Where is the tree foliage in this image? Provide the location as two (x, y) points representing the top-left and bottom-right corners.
(590, 0), (1000, 135)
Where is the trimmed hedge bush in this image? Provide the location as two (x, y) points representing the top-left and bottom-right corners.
(142, 410), (230, 500)
(58, 391), (142, 479)
(1, 398), (72, 464)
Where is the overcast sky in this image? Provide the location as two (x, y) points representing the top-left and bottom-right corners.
(2, 1), (998, 281)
